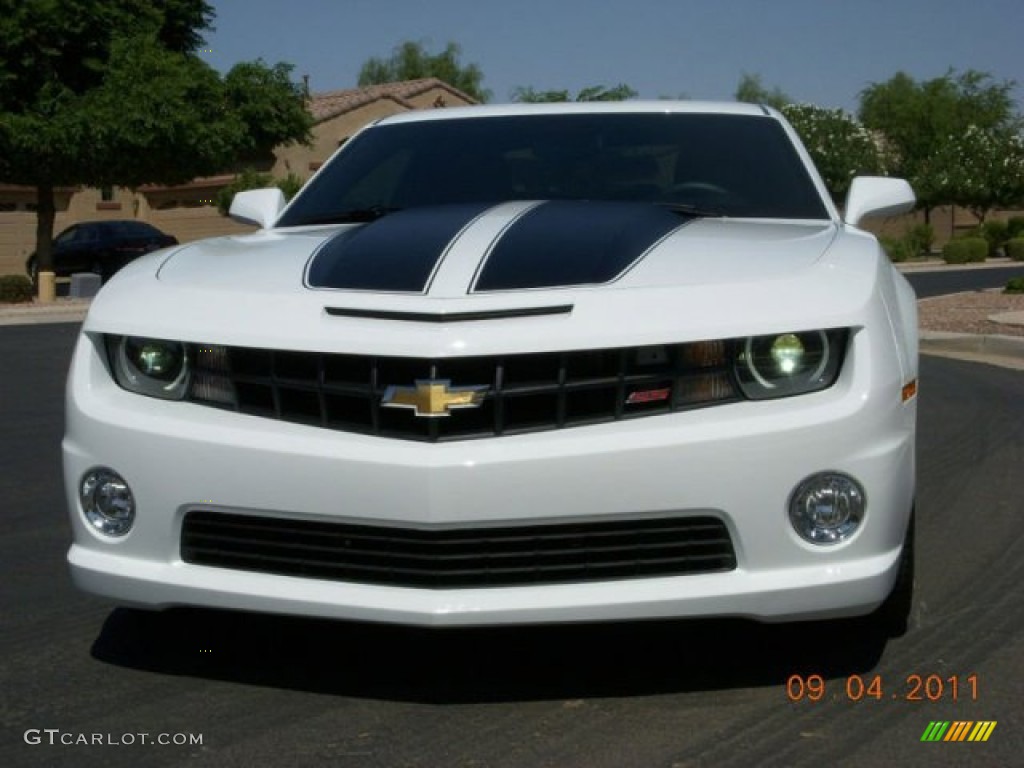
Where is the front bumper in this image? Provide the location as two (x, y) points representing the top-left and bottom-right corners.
(64, 329), (915, 627)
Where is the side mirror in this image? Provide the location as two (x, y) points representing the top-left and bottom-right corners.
(229, 188), (286, 229)
(843, 177), (915, 228)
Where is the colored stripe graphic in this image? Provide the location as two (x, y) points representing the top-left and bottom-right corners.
(921, 722), (949, 741)
(921, 721), (996, 742)
(945, 722), (971, 741)
(969, 722), (997, 742)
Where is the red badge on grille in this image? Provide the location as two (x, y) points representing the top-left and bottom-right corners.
(626, 387), (671, 404)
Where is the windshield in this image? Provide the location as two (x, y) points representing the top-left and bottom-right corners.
(277, 113), (830, 227)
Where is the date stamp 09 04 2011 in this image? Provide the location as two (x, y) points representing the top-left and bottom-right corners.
(786, 673), (978, 703)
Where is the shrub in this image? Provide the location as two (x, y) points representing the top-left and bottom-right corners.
(981, 220), (1009, 256)
(942, 237), (988, 264)
(1006, 238), (1024, 261)
(880, 236), (914, 262)
(0, 274), (34, 303)
(1005, 277), (1024, 294)
(905, 223), (934, 255)
(1006, 216), (1024, 240)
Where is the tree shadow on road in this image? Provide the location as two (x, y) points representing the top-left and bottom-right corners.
(91, 606), (889, 704)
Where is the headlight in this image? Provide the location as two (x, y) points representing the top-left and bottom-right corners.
(734, 329), (847, 400)
(107, 336), (190, 399)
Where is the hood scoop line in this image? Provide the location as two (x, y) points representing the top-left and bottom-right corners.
(325, 305), (573, 323)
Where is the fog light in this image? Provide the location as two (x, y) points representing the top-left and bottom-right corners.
(789, 472), (865, 545)
(80, 468), (135, 537)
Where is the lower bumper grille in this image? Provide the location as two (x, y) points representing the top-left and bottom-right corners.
(181, 511), (736, 588)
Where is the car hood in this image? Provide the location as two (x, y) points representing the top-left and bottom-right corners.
(156, 201), (838, 293)
(88, 201), (887, 356)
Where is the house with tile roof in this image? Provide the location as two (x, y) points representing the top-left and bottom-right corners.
(0, 79), (476, 276)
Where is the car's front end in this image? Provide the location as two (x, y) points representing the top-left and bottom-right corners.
(64, 103), (918, 630)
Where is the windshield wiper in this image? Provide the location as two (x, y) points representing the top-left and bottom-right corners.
(656, 202), (725, 218)
(297, 205), (402, 225)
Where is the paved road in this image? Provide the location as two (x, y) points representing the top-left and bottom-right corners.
(2, 324), (1022, 767)
(905, 263), (1024, 298)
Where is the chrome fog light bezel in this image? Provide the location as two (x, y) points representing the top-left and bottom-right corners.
(80, 467), (136, 537)
(788, 471), (865, 545)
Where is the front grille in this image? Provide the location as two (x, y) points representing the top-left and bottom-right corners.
(181, 511), (737, 588)
(187, 341), (739, 441)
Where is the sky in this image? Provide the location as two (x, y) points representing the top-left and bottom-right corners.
(203, 0), (1022, 113)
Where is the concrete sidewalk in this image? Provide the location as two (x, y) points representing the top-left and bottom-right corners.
(0, 298), (91, 326)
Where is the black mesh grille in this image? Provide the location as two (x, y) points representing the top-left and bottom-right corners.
(181, 511), (737, 588)
(186, 341), (740, 442)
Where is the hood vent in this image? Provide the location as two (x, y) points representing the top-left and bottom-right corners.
(324, 305), (573, 322)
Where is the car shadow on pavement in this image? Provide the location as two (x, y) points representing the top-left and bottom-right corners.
(91, 606), (888, 703)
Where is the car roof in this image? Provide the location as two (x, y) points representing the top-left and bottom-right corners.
(373, 100), (776, 127)
(79, 220), (160, 231)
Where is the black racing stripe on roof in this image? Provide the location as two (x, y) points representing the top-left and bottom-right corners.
(473, 201), (686, 292)
(307, 203), (493, 292)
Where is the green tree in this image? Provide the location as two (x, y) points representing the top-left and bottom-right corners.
(928, 126), (1024, 222)
(358, 41), (489, 102)
(780, 104), (885, 202)
(511, 83), (637, 102)
(734, 73), (790, 110)
(858, 69), (1020, 221)
(0, 0), (312, 289)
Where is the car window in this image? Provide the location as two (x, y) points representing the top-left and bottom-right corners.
(54, 226), (79, 245)
(78, 226), (100, 243)
(106, 221), (161, 238)
(279, 113), (830, 226)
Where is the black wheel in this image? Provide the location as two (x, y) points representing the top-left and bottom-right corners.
(90, 260), (108, 283)
(870, 508), (915, 637)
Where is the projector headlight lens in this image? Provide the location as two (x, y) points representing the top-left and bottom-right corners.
(108, 335), (190, 399)
(735, 329), (846, 399)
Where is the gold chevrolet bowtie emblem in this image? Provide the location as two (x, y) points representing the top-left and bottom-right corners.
(381, 380), (488, 418)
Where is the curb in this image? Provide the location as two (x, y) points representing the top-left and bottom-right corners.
(895, 257), (1022, 274)
(919, 331), (1024, 371)
(0, 300), (91, 326)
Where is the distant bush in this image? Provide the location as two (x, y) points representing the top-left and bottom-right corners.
(942, 237), (988, 264)
(982, 220), (1010, 256)
(880, 223), (933, 263)
(1006, 238), (1024, 261)
(1006, 216), (1024, 240)
(0, 274), (34, 303)
(905, 223), (934, 255)
(1005, 276), (1024, 294)
(880, 236), (914, 262)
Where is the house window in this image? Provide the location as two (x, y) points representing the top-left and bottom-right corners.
(97, 185), (122, 210)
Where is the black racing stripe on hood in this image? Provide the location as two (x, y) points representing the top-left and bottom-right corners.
(307, 203), (493, 292)
(473, 201), (686, 292)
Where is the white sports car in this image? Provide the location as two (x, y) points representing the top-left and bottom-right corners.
(64, 102), (919, 634)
